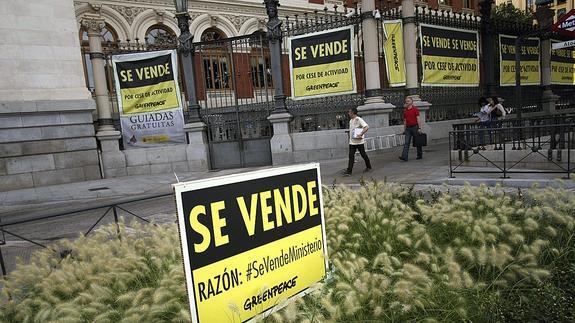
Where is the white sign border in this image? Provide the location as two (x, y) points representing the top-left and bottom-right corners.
(173, 163), (329, 323)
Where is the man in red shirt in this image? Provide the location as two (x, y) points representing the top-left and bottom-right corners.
(399, 97), (422, 161)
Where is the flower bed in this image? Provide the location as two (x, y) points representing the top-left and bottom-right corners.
(1, 183), (574, 322)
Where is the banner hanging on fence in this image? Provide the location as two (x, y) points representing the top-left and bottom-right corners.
(551, 40), (575, 85)
(112, 50), (185, 148)
(499, 35), (540, 86)
(419, 24), (479, 87)
(288, 25), (356, 99)
(382, 20), (406, 87)
(174, 164), (328, 323)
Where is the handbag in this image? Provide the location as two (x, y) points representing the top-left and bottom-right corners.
(413, 132), (427, 147)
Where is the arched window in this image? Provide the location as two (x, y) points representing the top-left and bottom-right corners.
(145, 25), (176, 46)
(200, 28), (230, 90)
(80, 24), (118, 92)
(201, 28), (226, 42)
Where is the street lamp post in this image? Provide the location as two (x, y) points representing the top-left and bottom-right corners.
(174, 0), (201, 123)
(264, 0), (288, 114)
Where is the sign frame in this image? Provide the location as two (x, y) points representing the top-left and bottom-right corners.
(288, 25), (356, 100)
(174, 163), (329, 323)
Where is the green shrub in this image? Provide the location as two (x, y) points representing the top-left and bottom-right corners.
(1, 183), (574, 322)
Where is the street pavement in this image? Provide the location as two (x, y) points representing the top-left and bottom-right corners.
(1, 139), (573, 219)
(0, 140), (572, 275)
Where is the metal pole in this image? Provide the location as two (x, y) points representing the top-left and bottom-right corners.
(265, 0), (288, 114)
(515, 36), (522, 120)
(0, 245), (6, 277)
(113, 206), (121, 240)
(479, 0), (496, 97)
(176, 12), (202, 123)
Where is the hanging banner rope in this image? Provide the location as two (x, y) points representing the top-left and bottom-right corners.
(382, 20), (406, 87)
(112, 50), (186, 148)
(419, 24), (480, 87)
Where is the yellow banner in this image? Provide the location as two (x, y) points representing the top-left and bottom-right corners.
(419, 24), (480, 87)
(499, 35), (540, 86)
(551, 41), (575, 85)
(292, 61), (354, 97)
(193, 226), (325, 322)
(289, 26), (356, 99)
(120, 80), (180, 115)
(383, 20), (406, 87)
(500, 61), (541, 86)
(421, 55), (479, 85)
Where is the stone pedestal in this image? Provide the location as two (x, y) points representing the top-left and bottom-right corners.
(357, 102), (396, 128)
(541, 93), (559, 115)
(268, 112), (294, 165)
(97, 130), (126, 178)
(184, 122), (210, 171)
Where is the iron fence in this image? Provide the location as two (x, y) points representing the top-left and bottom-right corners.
(0, 193), (173, 277)
(449, 123), (574, 178)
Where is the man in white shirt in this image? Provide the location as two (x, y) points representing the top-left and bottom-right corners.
(343, 107), (372, 176)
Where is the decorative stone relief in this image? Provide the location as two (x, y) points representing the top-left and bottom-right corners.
(154, 8), (165, 23)
(81, 14), (106, 34)
(110, 5), (147, 25)
(221, 14), (252, 32)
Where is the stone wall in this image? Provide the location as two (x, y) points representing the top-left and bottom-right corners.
(0, 100), (100, 191)
(0, 0), (100, 191)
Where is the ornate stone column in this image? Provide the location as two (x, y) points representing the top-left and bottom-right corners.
(357, 0), (395, 127)
(82, 14), (126, 178)
(535, 5), (558, 114)
(401, 0), (431, 129)
(81, 14), (115, 132)
(265, 0), (294, 165)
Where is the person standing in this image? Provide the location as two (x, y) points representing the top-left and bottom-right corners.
(399, 97), (423, 161)
(343, 107), (371, 176)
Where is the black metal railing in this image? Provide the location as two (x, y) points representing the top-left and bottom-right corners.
(449, 123), (574, 178)
(0, 193), (173, 277)
(452, 113), (575, 133)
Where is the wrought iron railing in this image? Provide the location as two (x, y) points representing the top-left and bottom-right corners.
(0, 194), (172, 277)
(287, 93), (364, 132)
(452, 113), (575, 133)
(449, 123), (574, 178)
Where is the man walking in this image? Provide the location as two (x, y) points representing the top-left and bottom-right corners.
(399, 97), (423, 161)
(343, 107), (372, 176)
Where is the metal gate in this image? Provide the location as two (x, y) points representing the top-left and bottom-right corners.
(195, 32), (273, 169)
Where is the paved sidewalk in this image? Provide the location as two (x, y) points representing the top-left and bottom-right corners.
(1, 140), (573, 218)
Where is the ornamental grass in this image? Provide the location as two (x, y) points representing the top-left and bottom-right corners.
(1, 183), (574, 322)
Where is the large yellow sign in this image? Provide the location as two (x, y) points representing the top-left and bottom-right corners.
(419, 24), (479, 87)
(499, 35), (540, 86)
(174, 164), (328, 323)
(551, 40), (575, 85)
(383, 20), (406, 87)
(289, 26), (356, 99)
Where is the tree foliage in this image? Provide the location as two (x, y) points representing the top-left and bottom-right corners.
(491, 3), (535, 25)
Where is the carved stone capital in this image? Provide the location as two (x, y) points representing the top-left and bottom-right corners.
(81, 14), (106, 35)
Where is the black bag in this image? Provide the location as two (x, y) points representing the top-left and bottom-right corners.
(413, 132), (427, 147)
